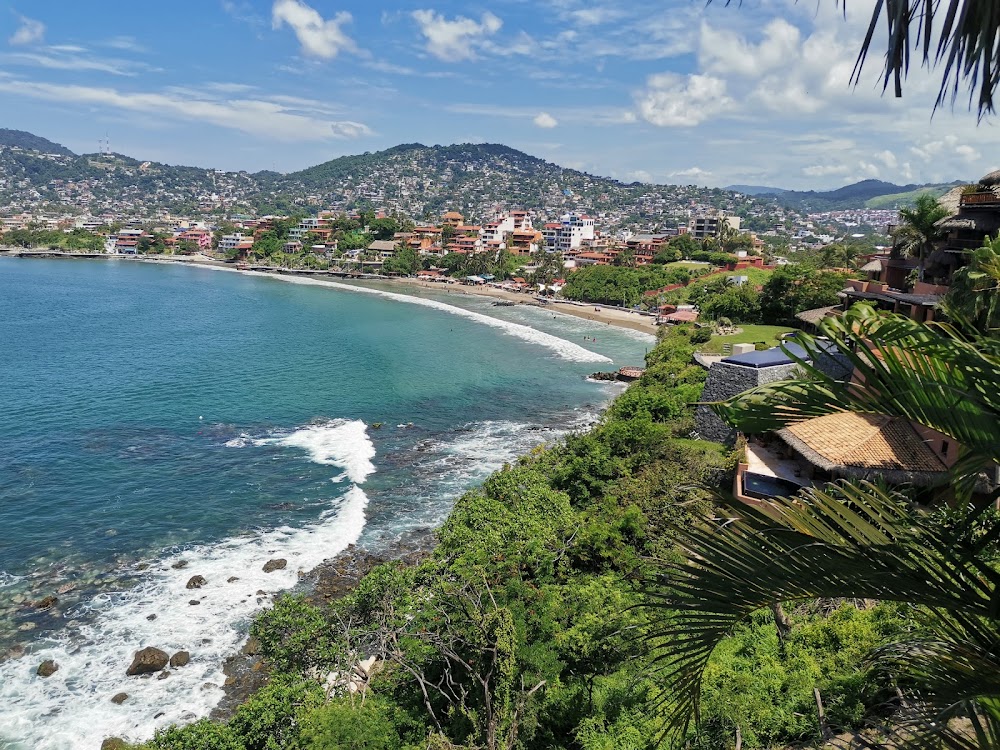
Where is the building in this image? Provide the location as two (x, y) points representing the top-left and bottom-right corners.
(690, 213), (741, 241)
(542, 213), (595, 252)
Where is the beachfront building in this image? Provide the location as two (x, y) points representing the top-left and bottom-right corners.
(542, 212), (596, 252)
(218, 232), (248, 252)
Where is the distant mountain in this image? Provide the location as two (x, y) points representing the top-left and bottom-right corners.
(770, 178), (965, 211)
(725, 184), (789, 196)
(0, 128), (75, 156)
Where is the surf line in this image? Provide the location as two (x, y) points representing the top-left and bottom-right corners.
(172, 263), (612, 365)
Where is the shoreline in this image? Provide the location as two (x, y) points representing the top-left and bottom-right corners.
(1, 253), (640, 746)
(1, 251), (658, 337)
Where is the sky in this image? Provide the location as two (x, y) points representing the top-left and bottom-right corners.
(0, 0), (996, 190)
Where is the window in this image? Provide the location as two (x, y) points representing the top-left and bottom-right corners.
(942, 440), (950, 458)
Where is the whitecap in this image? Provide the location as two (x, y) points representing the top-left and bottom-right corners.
(246, 419), (376, 485)
(0, 484), (370, 750)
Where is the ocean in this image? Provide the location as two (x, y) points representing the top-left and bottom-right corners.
(0, 258), (651, 749)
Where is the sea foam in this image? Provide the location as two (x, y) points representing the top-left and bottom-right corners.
(0, 421), (374, 750)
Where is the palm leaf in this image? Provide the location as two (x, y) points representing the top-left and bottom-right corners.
(645, 479), (998, 743)
(849, 0), (1000, 116)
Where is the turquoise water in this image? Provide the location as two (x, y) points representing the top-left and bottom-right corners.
(0, 258), (650, 749)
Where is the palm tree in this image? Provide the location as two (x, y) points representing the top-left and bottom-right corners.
(945, 234), (1000, 335)
(892, 195), (951, 281)
(648, 303), (1000, 747)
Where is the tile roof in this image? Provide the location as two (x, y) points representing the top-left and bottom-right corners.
(779, 412), (947, 479)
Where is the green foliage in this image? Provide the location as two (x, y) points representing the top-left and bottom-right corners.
(758, 265), (847, 325)
(229, 678), (324, 750)
(382, 246), (419, 275)
(145, 720), (244, 750)
(701, 284), (761, 323)
(250, 595), (338, 674)
(561, 265), (695, 306)
(295, 697), (421, 749)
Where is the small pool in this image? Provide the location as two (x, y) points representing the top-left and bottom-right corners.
(743, 472), (807, 500)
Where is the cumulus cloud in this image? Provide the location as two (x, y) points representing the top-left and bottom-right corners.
(802, 164), (851, 177)
(9, 14), (45, 46)
(634, 73), (732, 127)
(0, 76), (371, 140)
(533, 112), (558, 128)
(411, 9), (502, 62)
(670, 166), (712, 181)
(876, 150), (898, 169)
(272, 0), (356, 60)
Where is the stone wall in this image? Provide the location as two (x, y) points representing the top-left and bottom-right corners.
(694, 361), (800, 445)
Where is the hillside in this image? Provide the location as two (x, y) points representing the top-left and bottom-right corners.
(725, 183), (789, 196)
(0, 132), (792, 231)
(769, 178), (964, 211)
(0, 128), (75, 156)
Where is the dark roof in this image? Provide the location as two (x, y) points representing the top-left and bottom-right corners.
(722, 342), (808, 368)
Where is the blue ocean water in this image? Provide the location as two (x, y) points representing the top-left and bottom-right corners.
(0, 258), (650, 749)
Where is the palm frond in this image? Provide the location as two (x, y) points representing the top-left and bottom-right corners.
(850, 0), (1000, 116)
(644, 479), (996, 742)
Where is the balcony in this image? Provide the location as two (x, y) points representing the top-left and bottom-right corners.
(960, 191), (1000, 207)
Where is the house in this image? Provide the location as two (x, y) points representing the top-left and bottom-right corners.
(441, 211), (464, 228)
(367, 239), (398, 258)
(841, 169), (1000, 323)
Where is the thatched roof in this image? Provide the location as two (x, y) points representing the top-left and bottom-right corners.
(980, 169), (1000, 187)
(794, 305), (840, 325)
(860, 259), (883, 272)
(937, 213), (1000, 234)
(778, 412), (948, 486)
(937, 185), (964, 214)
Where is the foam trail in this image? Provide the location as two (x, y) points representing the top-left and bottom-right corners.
(166, 263), (611, 364)
(0, 423), (375, 750)
(252, 419), (376, 484)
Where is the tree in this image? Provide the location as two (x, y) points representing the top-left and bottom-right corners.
(648, 304), (1000, 748)
(944, 233), (1000, 335)
(759, 266), (847, 325)
(892, 194), (950, 281)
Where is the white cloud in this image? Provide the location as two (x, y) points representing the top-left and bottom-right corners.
(9, 14), (44, 46)
(533, 112), (558, 128)
(699, 19), (800, 79)
(876, 149), (898, 168)
(271, 0), (356, 60)
(956, 144), (981, 162)
(411, 9), (502, 62)
(0, 76), (371, 141)
(802, 164), (851, 177)
(670, 166), (712, 181)
(634, 73), (732, 127)
(1, 49), (149, 76)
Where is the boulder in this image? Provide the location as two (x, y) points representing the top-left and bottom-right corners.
(169, 651), (190, 668)
(262, 559), (287, 573)
(171, 560), (188, 569)
(157, 671), (171, 680)
(146, 614), (157, 621)
(242, 637), (260, 656)
(227, 576), (239, 583)
(110, 692), (128, 705)
(126, 646), (169, 676)
(101, 739), (128, 750)
(189, 599), (201, 606)
(32, 595), (58, 610)
(36, 660), (58, 678)
(185, 575), (207, 589)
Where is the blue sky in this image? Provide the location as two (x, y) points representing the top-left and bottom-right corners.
(1, 0), (996, 189)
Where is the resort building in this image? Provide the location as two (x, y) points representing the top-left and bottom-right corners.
(690, 212), (741, 241)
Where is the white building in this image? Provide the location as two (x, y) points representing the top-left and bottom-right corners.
(542, 213), (595, 252)
(218, 233), (247, 252)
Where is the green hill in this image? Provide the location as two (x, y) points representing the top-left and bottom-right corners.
(0, 128), (75, 156)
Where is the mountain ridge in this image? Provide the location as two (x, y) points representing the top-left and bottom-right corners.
(0, 128), (75, 157)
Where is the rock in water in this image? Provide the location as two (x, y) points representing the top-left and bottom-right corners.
(36, 660), (58, 677)
(110, 692), (128, 705)
(101, 739), (128, 750)
(170, 651), (190, 668)
(32, 595), (58, 610)
(126, 647), (169, 676)
(186, 575), (207, 589)
(171, 560), (188, 569)
(262, 559), (287, 573)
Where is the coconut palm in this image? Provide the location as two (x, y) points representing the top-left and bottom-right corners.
(647, 304), (1000, 747)
(892, 195), (951, 280)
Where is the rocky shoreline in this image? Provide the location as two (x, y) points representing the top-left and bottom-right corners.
(210, 531), (435, 721)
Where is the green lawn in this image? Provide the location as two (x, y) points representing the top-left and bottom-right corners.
(697, 324), (796, 354)
(663, 261), (717, 270)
